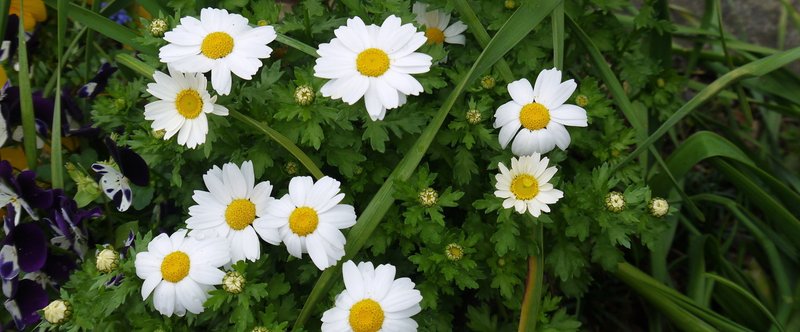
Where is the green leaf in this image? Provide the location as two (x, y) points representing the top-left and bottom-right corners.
(17, 12), (36, 169)
(44, 0), (157, 54)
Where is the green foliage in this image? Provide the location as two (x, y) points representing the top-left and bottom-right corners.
(7, 0), (800, 331)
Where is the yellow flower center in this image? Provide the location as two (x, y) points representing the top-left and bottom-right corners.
(201, 32), (235, 59)
(349, 299), (385, 332)
(225, 199), (257, 230)
(356, 48), (390, 77)
(160, 251), (190, 283)
(519, 102), (550, 130)
(425, 27), (445, 44)
(175, 89), (203, 119)
(288, 206), (319, 236)
(510, 174), (539, 200)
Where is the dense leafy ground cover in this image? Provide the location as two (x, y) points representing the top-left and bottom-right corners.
(1, 0), (799, 331)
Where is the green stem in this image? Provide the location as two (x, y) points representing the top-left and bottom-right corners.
(518, 222), (544, 332)
(18, 4), (37, 169)
(229, 110), (324, 180)
(276, 33), (319, 58)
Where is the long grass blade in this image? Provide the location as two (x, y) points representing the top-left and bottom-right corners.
(451, 0), (514, 82)
(229, 110), (324, 180)
(276, 33), (319, 58)
(292, 1), (564, 329)
(712, 159), (800, 243)
(705, 273), (785, 331)
(17, 3), (36, 169)
(42, 0), (156, 54)
(50, 0), (67, 188)
(614, 46), (800, 172)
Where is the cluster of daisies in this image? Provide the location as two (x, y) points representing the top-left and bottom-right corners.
(144, 3), (468, 150)
(134, 161), (422, 330)
(130, 4), (471, 329)
(126, 1), (589, 329)
(492, 68), (589, 216)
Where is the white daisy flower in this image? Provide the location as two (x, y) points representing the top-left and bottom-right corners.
(134, 229), (229, 317)
(321, 260), (422, 332)
(314, 15), (432, 121)
(253, 176), (357, 270)
(413, 2), (468, 45)
(494, 153), (564, 217)
(493, 68), (589, 155)
(144, 66), (229, 149)
(159, 7), (276, 95)
(185, 160), (273, 264)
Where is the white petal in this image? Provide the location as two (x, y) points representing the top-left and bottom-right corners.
(507, 79), (534, 105)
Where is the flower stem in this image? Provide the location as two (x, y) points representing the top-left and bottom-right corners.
(518, 221), (544, 332)
(229, 110), (324, 180)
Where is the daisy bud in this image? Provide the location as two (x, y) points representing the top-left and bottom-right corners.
(505, 0), (517, 9)
(43, 299), (72, 325)
(285, 161), (298, 175)
(294, 85), (315, 106)
(257, 20), (269, 26)
(575, 94), (589, 107)
(466, 109), (482, 124)
(498, 258), (506, 266)
(149, 19), (168, 37)
(222, 271), (246, 294)
(354, 166), (364, 175)
(418, 187), (439, 207)
(445, 243), (464, 261)
(152, 129), (166, 139)
(657, 78), (666, 88)
(480, 75), (496, 89)
(605, 191), (626, 212)
(648, 197), (669, 218)
(252, 327), (270, 332)
(96, 248), (120, 273)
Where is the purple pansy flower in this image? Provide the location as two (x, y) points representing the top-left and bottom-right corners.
(0, 160), (54, 229)
(78, 63), (117, 99)
(3, 278), (48, 329)
(47, 192), (102, 259)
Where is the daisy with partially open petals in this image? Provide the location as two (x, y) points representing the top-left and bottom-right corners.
(134, 229), (229, 317)
(314, 15), (432, 121)
(185, 161), (273, 263)
(144, 66), (229, 149)
(253, 176), (356, 270)
(159, 7), (276, 95)
(321, 260), (422, 331)
(413, 2), (468, 45)
(494, 154), (564, 217)
(494, 68), (588, 156)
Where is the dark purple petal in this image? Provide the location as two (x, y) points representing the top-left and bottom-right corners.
(105, 273), (124, 287)
(0, 160), (12, 181)
(16, 170), (53, 210)
(2, 15), (19, 62)
(12, 224), (47, 273)
(13, 279), (48, 327)
(3, 203), (16, 235)
(61, 87), (84, 122)
(80, 63), (117, 99)
(42, 252), (76, 284)
(104, 137), (149, 186)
